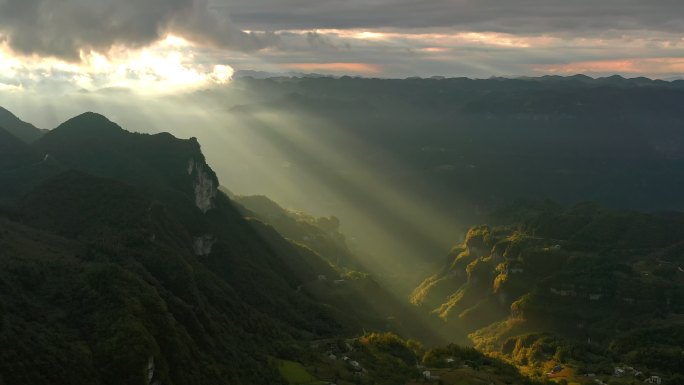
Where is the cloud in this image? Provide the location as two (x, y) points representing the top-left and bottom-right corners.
(0, 0), (276, 61)
(2, 0), (682, 63)
(1, 0), (683, 82)
(0, 37), (235, 94)
(305, 31), (350, 51)
(227, 27), (684, 80)
(217, 0), (684, 35)
(282, 62), (381, 75)
(536, 57), (684, 75)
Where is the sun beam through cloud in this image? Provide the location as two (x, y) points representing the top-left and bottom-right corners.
(0, 35), (235, 94)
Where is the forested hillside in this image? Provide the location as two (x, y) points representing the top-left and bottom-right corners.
(0, 110), (409, 384)
(413, 202), (684, 384)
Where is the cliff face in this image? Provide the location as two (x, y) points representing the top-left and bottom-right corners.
(189, 158), (217, 214)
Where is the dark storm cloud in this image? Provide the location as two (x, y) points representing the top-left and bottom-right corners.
(1, 0), (682, 61)
(1, 0), (683, 79)
(0, 0), (277, 60)
(219, 0), (684, 34)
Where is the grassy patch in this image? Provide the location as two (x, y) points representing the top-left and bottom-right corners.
(275, 359), (319, 385)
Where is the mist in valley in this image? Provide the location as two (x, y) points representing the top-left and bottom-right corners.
(0, 82), (471, 293)
(4, 74), (684, 385)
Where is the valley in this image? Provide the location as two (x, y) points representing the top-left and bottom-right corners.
(1, 76), (684, 385)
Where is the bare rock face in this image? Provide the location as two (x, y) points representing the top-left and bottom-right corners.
(188, 158), (217, 213)
(146, 357), (156, 385)
(193, 234), (216, 256)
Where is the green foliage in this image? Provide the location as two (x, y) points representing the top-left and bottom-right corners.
(344, 270), (369, 280)
(422, 343), (541, 384)
(360, 332), (416, 365)
(464, 226), (493, 251)
(275, 359), (317, 385)
(423, 344), (484, 368)
(351, 332), (421, 385)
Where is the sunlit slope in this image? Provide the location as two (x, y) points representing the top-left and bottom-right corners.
(229, 192), (447, 344)
(412, 202), (684, 379)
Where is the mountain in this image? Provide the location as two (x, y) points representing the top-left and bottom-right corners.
(33, 113), (217, 211)
(0, 106), (45, 143)
(0, 110), (388, 384)
(412, 202), (684, 383)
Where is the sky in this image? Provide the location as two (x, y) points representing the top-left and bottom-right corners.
(1, 0), (684, 93)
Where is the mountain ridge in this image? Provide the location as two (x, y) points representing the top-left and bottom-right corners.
(0, 106), (45, 143)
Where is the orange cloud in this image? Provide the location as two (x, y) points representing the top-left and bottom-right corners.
(419, 47), (451, 53)
(537, 57), (684, 75)
(283, 62), (382, 75)
(286, 29), (555, 48)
